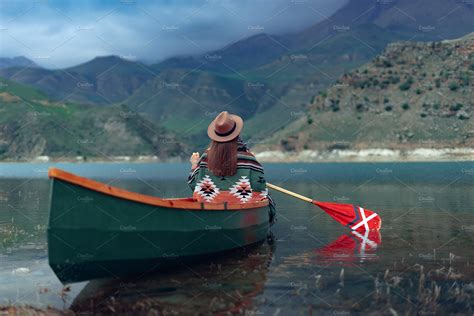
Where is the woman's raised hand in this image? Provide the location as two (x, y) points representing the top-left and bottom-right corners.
(190, 152), (200, 167)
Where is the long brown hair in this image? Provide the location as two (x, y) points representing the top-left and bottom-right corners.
(207, 137), (238, 177)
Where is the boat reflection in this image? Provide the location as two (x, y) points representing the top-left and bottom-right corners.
(70, 241), (274, 315)
(314, 230), (382, 265)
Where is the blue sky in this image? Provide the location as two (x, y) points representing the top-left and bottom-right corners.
(0, 0), (347, 68)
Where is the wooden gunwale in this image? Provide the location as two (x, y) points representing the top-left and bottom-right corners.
(48, 168), (269, 211)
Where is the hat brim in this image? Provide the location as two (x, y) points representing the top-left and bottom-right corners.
(207, 114), (243, 142)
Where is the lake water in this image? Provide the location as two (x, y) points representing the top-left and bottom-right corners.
(0, 162), (473, 315)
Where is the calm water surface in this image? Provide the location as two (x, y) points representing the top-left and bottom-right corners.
(0, 162), (473, 315)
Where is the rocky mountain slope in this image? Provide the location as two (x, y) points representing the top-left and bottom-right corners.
(256, 34), (474, 152)
(240, 0), (474, 140)
(0, 78), (186, 160)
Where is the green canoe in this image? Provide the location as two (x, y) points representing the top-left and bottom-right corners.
(47, 168), (270, 283)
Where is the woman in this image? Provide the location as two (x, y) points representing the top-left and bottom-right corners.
(188, 111), (274, 211)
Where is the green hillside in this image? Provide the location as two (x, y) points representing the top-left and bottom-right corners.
(0, 77), (186, 160)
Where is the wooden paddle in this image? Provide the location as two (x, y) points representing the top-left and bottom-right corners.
(267, 183), (382, 232)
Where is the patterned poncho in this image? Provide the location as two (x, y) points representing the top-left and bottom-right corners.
(187, 140), (268, 204)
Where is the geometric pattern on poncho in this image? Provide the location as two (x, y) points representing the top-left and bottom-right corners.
(194, 175), (220, 202)
(229, 176), (253, 203)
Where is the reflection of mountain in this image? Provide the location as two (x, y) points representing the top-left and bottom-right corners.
(70, 242), (274, 314)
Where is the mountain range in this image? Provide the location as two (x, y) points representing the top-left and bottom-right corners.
(0, 0), (473, 159)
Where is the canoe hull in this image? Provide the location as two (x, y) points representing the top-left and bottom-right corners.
(48, 174), (270, 283)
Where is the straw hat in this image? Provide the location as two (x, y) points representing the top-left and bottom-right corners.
(207, 111), (243, 142)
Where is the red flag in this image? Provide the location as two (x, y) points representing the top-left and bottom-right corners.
(313, 201), (382, 232)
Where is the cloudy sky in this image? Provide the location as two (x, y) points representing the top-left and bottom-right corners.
(0, 0), (347, 68)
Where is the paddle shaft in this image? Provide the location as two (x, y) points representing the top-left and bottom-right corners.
(266, 183), (313, 203)
(266, 183), (382, 232)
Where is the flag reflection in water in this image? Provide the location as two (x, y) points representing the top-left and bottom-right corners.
(314, 231), (382, 264)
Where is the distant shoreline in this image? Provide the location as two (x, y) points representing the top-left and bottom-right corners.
(255, 148), (474, 163)
(0, 148), (472, 163)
